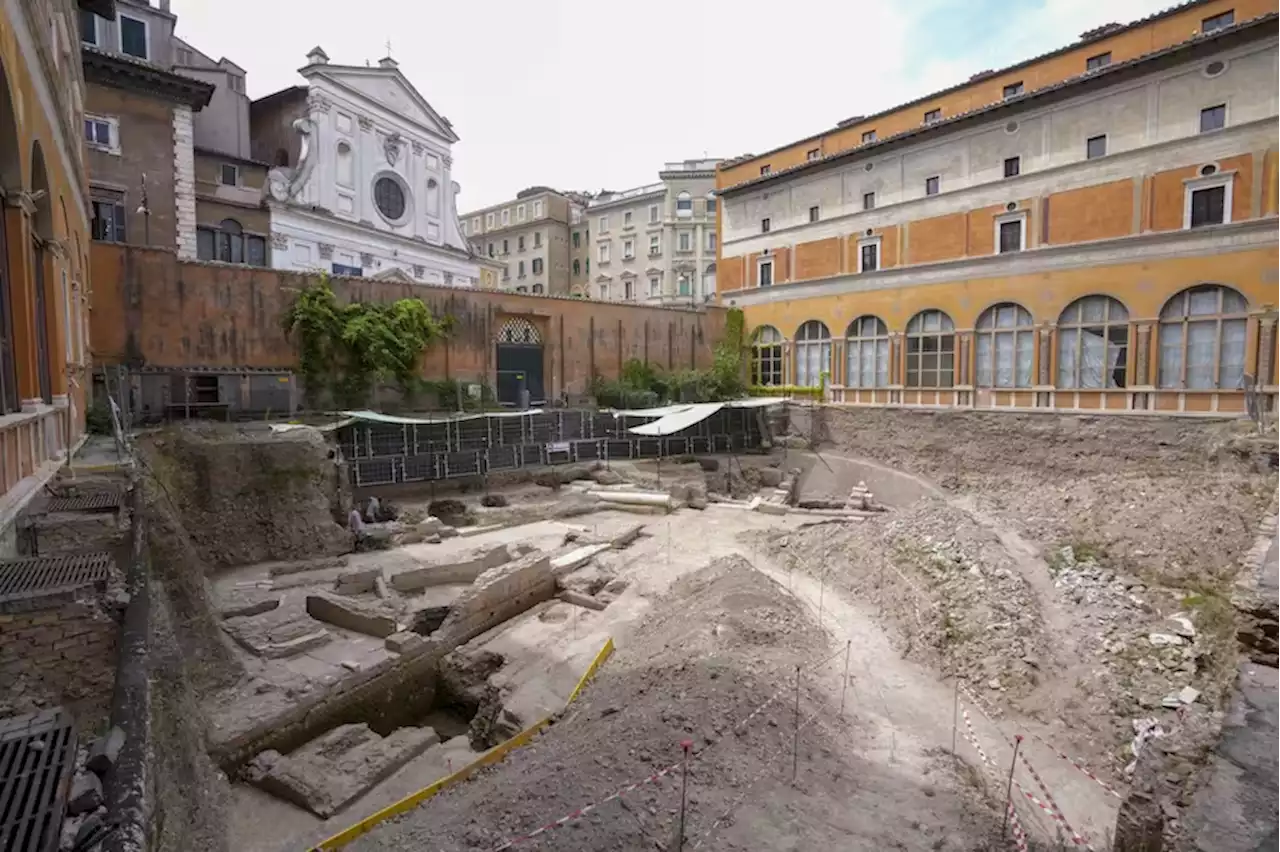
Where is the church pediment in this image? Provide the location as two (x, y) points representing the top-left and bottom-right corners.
(308, 65), (459, 143)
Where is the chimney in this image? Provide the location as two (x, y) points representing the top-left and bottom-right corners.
(378, 56), (398, 69)
(158, 0), (171, 11)
(305, 46), (329, 66)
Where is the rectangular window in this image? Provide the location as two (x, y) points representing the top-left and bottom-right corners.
(1200, 104), (1226, 133)
(83, 117), (113, 149)
(1189, 185), (1226, 227)
(1202, 9), (1234, 31)
(472, 217), (480, 232)
(807, 148), (820, 161)
(859, 242), (878, 272)
(624, 279), (634, 300)
(533, 200), (544, 217)
(572, 231), (581, 249)
(760, 165), (771, 175)
(678, 232), (691, 251)
(623, 239), (634, 259)
(485, 213), (495, 228)
(533, 231), (542, 248)
(247, 236), (267, 267)
(487, 242), (494, 257)
(598, 243), (610, 262)
(624, 210), (633, 226)
(648, 204), (659, 223)
(517, 236), (526, 252)
(229, 76), (244, 94)
(501, 209), (510, 225)
(758, 260), (773, 288)
(90, 199), (125, 242)
(598, 215), (608, 232)
(197, 228), (214, 260)
(925, 176), (940, 196)
(861, 130), (877, 143)
(1086, 52), (1111, 72)
(220, 164), (238, 186)
(517, 260), (525, 277)
(598, 282), (607, 300)
(532, 258), (543, 274)
(923, 108), (941, 124)
(502, 239), (509, 255)
(808, 205), (820, 223)
(1086, 135), (1107, 159)
(998, 219), (1024, 253)
(516, 204), (526, 222)
(707, 232), (717, 251)
(863, 191), (875, 210)
(1002, 82), (1024, 99)
(119, 15), (148, 59)
(1003, 156), (1020, 178)
(649, 275), (660, 296)
(649, 235), (660, 255)
(572, 259), (581, 276)
(706, 197), (717, 214)
(79, 9), (97, 44)
(761, 218), (771, 233)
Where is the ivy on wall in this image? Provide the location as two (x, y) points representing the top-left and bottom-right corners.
(281, 276), (449, 409)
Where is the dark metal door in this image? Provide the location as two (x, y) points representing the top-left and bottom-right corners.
(31, 239), (51, 404)
(495, 317), (544, 406)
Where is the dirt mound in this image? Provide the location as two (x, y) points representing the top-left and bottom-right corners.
(142, 424), (350, 571)
(350, 557), (1000, 852)
(768, 503), (1049, 697)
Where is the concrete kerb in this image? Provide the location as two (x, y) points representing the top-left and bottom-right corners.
(308, 637), (617, 851)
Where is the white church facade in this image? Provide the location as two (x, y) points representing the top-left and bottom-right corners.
(250, 48), (478, 285)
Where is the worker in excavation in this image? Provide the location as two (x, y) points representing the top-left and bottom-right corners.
(348, 505), (366, 551)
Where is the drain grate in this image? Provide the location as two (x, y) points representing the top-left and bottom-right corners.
(0, 708), (78, 852)
(42, 492), (121, 514)
(0, 553), (113, 604)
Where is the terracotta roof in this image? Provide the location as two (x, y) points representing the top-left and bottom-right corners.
(720, 12), (1278, 196)
(718, 0), (1254, 173)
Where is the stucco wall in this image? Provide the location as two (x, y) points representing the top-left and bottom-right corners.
(89, 244), (727, 398)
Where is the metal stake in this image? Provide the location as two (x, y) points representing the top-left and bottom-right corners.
(839, 640), (852, 717)
(951, 671), (960, 760)
(791, 665), (801, 784)
(676, 739), (693, 851)
(1001, 735), (1024, 838)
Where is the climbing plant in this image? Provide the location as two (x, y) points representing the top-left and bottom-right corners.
(281, 276), (448, 409)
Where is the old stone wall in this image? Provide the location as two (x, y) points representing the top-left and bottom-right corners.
(0, 596), (119, 727)
(88, 244), (726, 399)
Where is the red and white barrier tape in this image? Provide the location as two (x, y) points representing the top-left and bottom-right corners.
(488, 759), (684, 851)
(1012, 749), (1093, 850)
(728, 643), (846, 738)
(958, 705), (1029, 852)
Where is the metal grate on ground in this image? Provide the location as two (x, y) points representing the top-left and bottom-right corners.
(42, 491), (122, 514)
(0, 552), (113, 605)
(0, 708), (78, 852)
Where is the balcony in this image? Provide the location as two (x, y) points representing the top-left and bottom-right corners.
(0, 400), (78, 545)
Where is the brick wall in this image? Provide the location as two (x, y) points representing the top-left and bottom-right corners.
(89, 244), (727, 399)
(0, 597), (119, 726)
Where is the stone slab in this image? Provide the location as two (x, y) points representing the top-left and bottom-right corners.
(334, 568), (381, 595)
(306, 593), (400, 638)
(223, 609), (335, 658)
(556, 589), (608, 611)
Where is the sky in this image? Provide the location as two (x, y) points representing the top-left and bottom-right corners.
(170, 0), (1177, 211)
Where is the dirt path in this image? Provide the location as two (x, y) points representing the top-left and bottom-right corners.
(752, 555), (1120, 846)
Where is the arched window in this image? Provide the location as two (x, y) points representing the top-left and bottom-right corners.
(975, 302), (1034, 388)
(905, 310), (955, 388)
(845, 316), (890, 387)
(795, 320), (832, 388)
(752, 325), (783, 387)
(532, 283), (544, 294)
(1158, 285), (1249, 389)
(336, 141), (353, 186)
(676, 191), (692, 213)
(1057, 295), (1129, 389)
(216, 218), (243, 264)
(197, 218), (266, 266)
(274, 148), (290, 167)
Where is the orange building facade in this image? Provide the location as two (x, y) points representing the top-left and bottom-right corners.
(0, 0), (102, 551)
(716, 3), (1279, 416)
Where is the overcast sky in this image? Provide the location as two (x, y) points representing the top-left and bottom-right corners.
(170, 0), (1174, 211)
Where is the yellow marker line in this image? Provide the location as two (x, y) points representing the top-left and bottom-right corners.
(309, 636), (616, 851)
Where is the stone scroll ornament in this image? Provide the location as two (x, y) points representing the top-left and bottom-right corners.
(265, 117), (319, 203)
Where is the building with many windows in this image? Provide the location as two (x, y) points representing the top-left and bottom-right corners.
(0, 0), (108, 550)
(460, 188), (579, 295)
(584, 159), (720, 305)
(717, 0), (1278, 415)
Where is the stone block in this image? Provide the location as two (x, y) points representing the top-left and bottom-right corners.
(86, 726), (125, 775)
(334, 568), (381, 595)
(385, 631), (426, 654)
(557, 590), (608, 611)
(67, 771), (103, 815)
(756, 500), (788, 516)
(220, 594), (281, 620)
(758, 467), (784, 488)
(306, 594), (399, 638)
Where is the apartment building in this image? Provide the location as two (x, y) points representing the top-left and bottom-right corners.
(586, 159), (719, 305)
(460, 188), (577, 295)
(716, 0), (1278, 417)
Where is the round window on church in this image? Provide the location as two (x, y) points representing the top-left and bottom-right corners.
(374, 175), (408, 223)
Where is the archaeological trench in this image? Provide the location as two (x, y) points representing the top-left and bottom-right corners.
(1, 403), (1275, 852)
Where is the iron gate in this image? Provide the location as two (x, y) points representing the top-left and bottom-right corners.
(496, 317), (545, 405)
